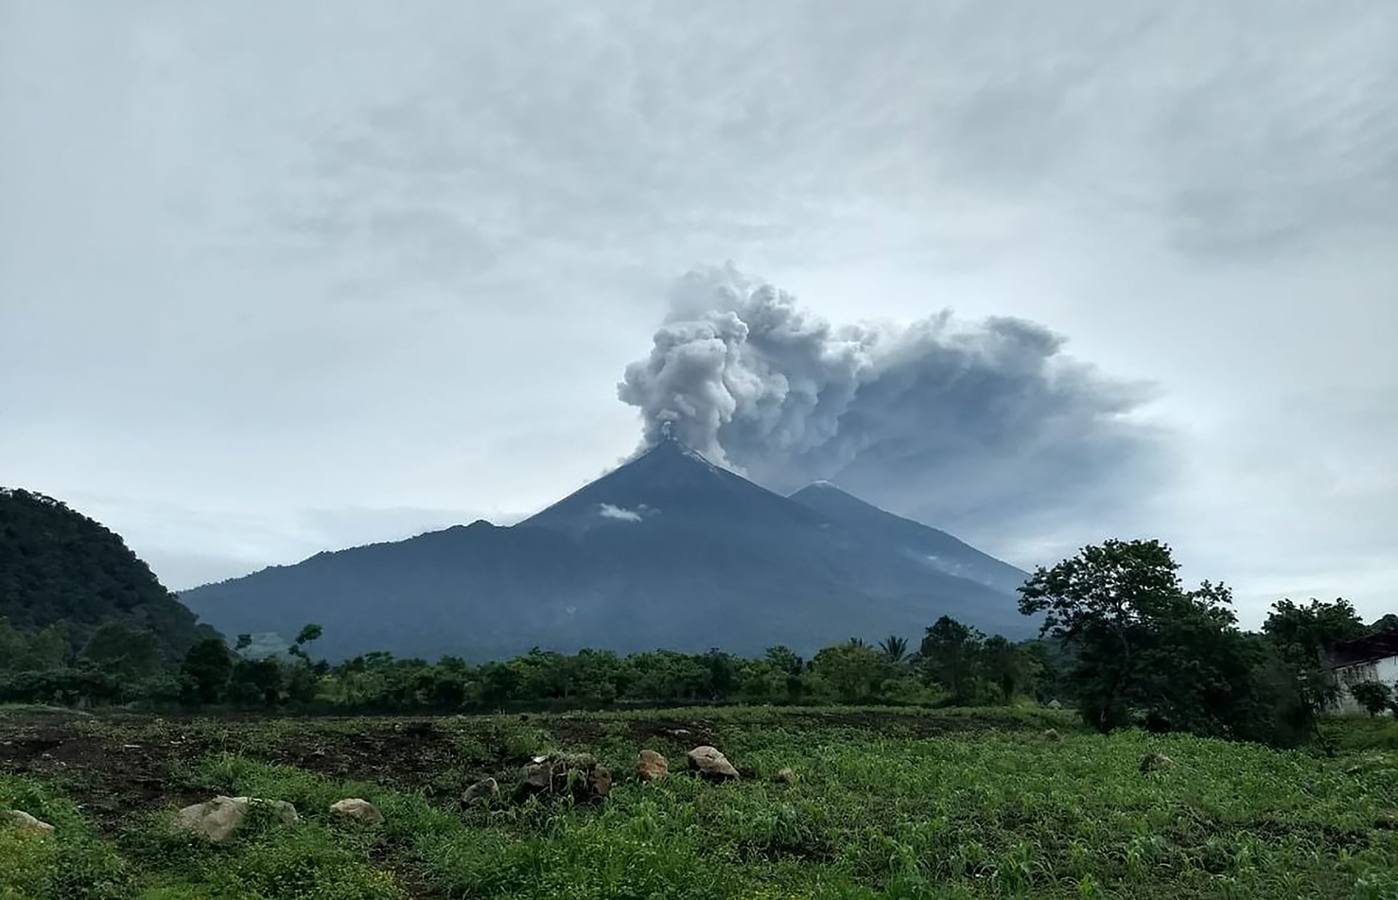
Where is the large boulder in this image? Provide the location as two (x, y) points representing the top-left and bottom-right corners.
(636, 750), (669, 782)
(462, 777), (500, 805)
(2, 810), (54, 836)
(329, 798), (382, 825)
(516, 753), (612, 803)
(174, 796), (299, 843)
(687, 746), (739, 782)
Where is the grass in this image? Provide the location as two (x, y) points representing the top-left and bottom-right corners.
(2, 707), (1396, 898)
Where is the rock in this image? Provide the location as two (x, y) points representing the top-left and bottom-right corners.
(1046, 699), (1063, 710)
(1139, 752), (1174, 774)
(516, 753), (611, 803)
(2, 810), (54, 836)
(1042, 728), (1062, 742)
(636, 749), (669, 782)
(173, 796), (299, 843)
(329, 798), (382, 825)
(462, 777), (500, 805)
(687, 746), (739, 781)
(772, 767), (797, 784)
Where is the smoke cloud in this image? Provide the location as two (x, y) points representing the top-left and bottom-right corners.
(619, 265), (1165, 542)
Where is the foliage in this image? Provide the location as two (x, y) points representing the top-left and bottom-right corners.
(1019, 539), (1328, 745)
(3, 708), (1397, 898)
(180, 638), (234, 704)
(0, 488), (212, 660)
(1262, 597), (1369, 714)
(1349, 680), (1395, 717)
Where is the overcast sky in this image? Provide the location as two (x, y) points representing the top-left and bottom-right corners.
(2, 1), (1395, 626)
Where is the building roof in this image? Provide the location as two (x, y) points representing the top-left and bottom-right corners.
(1327, 630), (1398, 668)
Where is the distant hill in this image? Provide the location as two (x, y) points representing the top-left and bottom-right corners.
(0, 487), (213, 660)
(182, 436), (1033, 660)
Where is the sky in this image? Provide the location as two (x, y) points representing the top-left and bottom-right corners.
(1, 1), (1395, 626)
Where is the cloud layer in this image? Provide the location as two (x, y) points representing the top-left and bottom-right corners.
(621, 266), (1164, 533)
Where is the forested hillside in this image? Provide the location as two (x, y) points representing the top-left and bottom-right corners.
(0, 487), (212, 660)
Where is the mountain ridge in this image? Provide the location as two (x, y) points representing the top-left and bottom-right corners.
(180, 438), (1033, 660)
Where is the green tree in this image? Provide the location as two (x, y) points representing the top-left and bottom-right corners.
(980, 635), (1034, 703)
(878, 635), (909, 664)
(811, 642), (887, 703)
(1348, 680), (1393, 717)
(289, 623), (324, 661)
(918, 616), (984, 704)
(181, 638), (233, 703)
(1261, 597), (1367, 714)
(1019, 540), (1257, 735)
(80, 622), (162, 679)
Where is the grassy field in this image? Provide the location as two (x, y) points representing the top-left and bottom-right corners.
(1, 705), (1396, 899)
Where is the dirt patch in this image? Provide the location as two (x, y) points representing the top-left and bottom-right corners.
(257, 720), (458, 791)
(0, 722), (216, 829)
(626, 717), (721, 748)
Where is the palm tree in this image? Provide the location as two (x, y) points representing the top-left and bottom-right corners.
(878, 635), (909, 664)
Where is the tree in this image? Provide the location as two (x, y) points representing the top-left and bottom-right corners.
(230, 657), (284, 706)
(878, 635), (909, 664)
(1262, 598), (1367, 714)
(918, 616), (983, 704)
(289, 624), (323, 661)
(981, 635), (1034, 703)
(1019, 540), (1256, 735)
(181, 638), (233, 703)
(1348, 680), (1394, 717)
(235, 634), (252, 652)
(811, 642), (887, 703)
(80, 622), (162, 679)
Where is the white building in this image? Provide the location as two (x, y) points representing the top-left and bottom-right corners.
(1327, 631), (1398, 714)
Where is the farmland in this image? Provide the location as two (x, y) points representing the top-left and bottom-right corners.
(2, 706), (1396, 899)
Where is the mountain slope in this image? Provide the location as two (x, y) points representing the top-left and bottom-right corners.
(182, 438), (1034, 660)
(0, 487), (213, 660)
(789, 481), (1030, 596)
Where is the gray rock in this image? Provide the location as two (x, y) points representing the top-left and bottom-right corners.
(1139, 752), (1174, 774)
(636, 749), (669, 782)
(462, 777), (500, 805)
(329, 798), (382, 825)
(772, 767), (797, 784)
(2, 810), (54, 836)
(687, 746), (739, 781)
(174, 796), (298, 843)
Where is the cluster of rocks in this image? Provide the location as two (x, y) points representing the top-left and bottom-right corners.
(461, 745), (766, 807)
(171, 795), (383, 843)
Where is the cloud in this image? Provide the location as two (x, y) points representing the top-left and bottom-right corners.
(597, 503), (643, 523)
(620, 265), (1167, 537)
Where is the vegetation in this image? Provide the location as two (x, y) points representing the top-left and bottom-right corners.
(1, 538), (1392, 754)
(0, 488), (212, 661)
(1350, 681), (1395, 718)
(1, 707), (1396, 898)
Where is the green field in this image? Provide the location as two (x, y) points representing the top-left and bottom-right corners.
(2, 706), (1396, 899)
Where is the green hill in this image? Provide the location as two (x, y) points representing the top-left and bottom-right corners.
(0, 487), (212, 661)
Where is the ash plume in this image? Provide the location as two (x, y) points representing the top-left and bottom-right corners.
(619, 265), (1164, 539)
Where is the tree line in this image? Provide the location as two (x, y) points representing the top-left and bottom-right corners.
(2, 538), (1393, 748)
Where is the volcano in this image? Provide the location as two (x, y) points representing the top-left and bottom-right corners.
(181, 435), (1032, 660)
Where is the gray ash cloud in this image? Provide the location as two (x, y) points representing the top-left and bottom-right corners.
(619, 265), (1165, 541)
